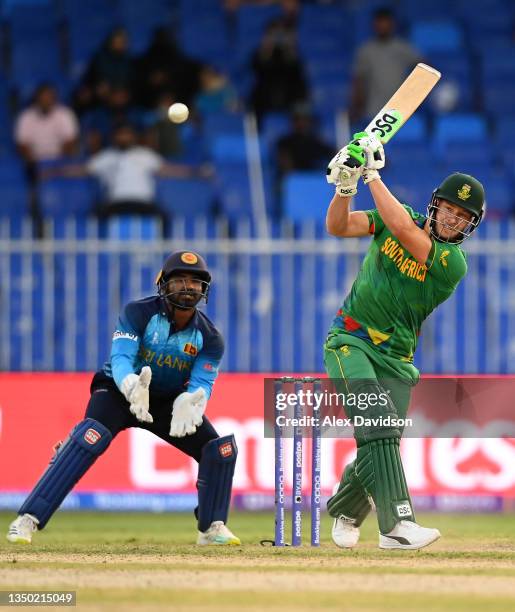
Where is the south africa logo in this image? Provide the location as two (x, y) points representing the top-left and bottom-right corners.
(457, 184), (471, 201)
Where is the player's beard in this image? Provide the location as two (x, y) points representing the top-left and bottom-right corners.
(167, 290), (202, 310)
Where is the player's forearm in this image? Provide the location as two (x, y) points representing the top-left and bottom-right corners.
(367, 179), (414, 235)
(326, 193), (352, 235)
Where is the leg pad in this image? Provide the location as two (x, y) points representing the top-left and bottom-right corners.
(19, 419), (112, 528)
(196, 435), (237, 532)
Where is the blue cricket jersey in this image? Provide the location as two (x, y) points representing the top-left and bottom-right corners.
(103, 296), (224, 399)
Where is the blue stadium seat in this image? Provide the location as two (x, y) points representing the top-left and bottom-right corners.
(211, 134), (268, 165)
(484, 86), (515, 117)
(156, 177), (216, 217)
(38, 177), (98, 218)
(260, 112), (290, 156)
(214, 162), (256, 221)
(202, 113), (245, 141)
(283, 172), (333, 220)
(1, 183), (30, 219)
(235, 4), (283, 62)
(106, 215), (162, 240)
(10, 39), (63, 94)
(179, 14), (230, 69)
(410, 21), (464, 53)
(482, 176), (514, 217)
(393, 115), (427, 142)
(433, 114), (488, 148)
(312, 82), (349, 114)
(439, 143), (493, 170)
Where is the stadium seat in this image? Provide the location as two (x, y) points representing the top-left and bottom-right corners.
(1, 183), (30, 219)
(156, 177), (216, 217)
(202, 113), (245, 142)
(283, 172), (333, 220)
(260, 112), (290, 152)
(235, 4), (283, 62)
(105, 215), (163, 240)
(211, 134), (268, 165)
(38, 177), (98, 218)
(481, 176), (514, 217)
(410, 20), (464, 53)
(215, 162), (261, 221)
(433, 114), (488, 150)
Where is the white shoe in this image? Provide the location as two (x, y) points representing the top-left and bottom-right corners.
(332, 514), (360, 548)
(197, 521), (241, 546)
(6, 514), (39, 544)
(379, 520), (441, 550)
(330, 482), (360, 548)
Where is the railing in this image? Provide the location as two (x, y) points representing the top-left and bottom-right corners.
(0, 217), (514, 373)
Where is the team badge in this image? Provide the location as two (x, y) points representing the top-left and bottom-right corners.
(183, 343), (198, 356)
(181, 252), (198, 264)
(457, 184), (471, 200)
(219, 441), (233, 458)
(84, 428), (101, 445)
(439, 250), (450, 267)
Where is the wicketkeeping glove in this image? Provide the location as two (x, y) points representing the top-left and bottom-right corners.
(169, 388), (207, 438)
(352, 131), (385, 184)
(121, 366), (153, 423)
(326, 143), (365, 197)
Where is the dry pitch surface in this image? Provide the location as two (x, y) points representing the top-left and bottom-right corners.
(0, 511), (514, 611)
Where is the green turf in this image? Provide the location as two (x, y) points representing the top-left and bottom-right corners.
(1, 511), (514, 611)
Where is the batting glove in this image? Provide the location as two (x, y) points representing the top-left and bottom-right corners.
(352, 131), (385, 184)
(170, 388), (207, 438)
(326, 144), (365, 197)
(121, 366), (153, 423)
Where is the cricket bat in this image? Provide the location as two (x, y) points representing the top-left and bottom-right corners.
(363, 63), (441, 144)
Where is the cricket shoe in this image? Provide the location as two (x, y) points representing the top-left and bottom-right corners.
(332, 514), (360, 548)
(379, 520), (441, 550)
(6, 514), (39, 544)
(330, 483), (360, 549)
(197, 521), (241, 546)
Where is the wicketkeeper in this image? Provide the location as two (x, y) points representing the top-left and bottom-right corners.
(7, 250), (240, 546)
(324, 132), (485, 549)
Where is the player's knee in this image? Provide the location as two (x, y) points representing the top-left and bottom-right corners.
(348, 380), (401, 445)
(68, 418), (113, 456)
(201, 434), (238, 465)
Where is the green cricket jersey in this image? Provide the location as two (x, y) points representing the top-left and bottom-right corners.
(329, 205), (467, 364)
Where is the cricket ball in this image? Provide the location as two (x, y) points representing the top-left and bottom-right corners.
(168, 102), (189, 124)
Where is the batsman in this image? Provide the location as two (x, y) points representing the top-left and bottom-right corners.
(7, 250), (240, 546)
(324, 133), (485, 549)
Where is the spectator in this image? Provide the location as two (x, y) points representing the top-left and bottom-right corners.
(45, 123), (209, 223)
(74, 28), (135, 113)
(194, 66), (239, 116)
(15, 84), (79, 165)
(134, 28), (202, 108)
(80, 86), (144, 155)
(276, 104), (334, 176)
(349, 7), (421, 122)
(250, 18), (308, 117)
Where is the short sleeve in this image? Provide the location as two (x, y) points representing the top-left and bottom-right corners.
(141, 149), (163, 173)
(14, 111), (31, 145)
(365, 209), (385, 236)
(426, 241), (467, 287)
(87, 151), (111, 177)
(58, 107), (79, 141)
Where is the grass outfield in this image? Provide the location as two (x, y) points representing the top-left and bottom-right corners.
(0, 511), (514, 611)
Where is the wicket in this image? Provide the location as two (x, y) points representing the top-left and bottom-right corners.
(274, 376), (322, 546)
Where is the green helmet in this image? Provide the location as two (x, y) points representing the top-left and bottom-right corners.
(427, 172), (485, 244)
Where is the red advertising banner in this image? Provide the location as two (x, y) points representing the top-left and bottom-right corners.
(0, 373), (514, 500)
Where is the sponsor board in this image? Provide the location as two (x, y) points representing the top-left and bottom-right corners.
(0, 374), (513, 504)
